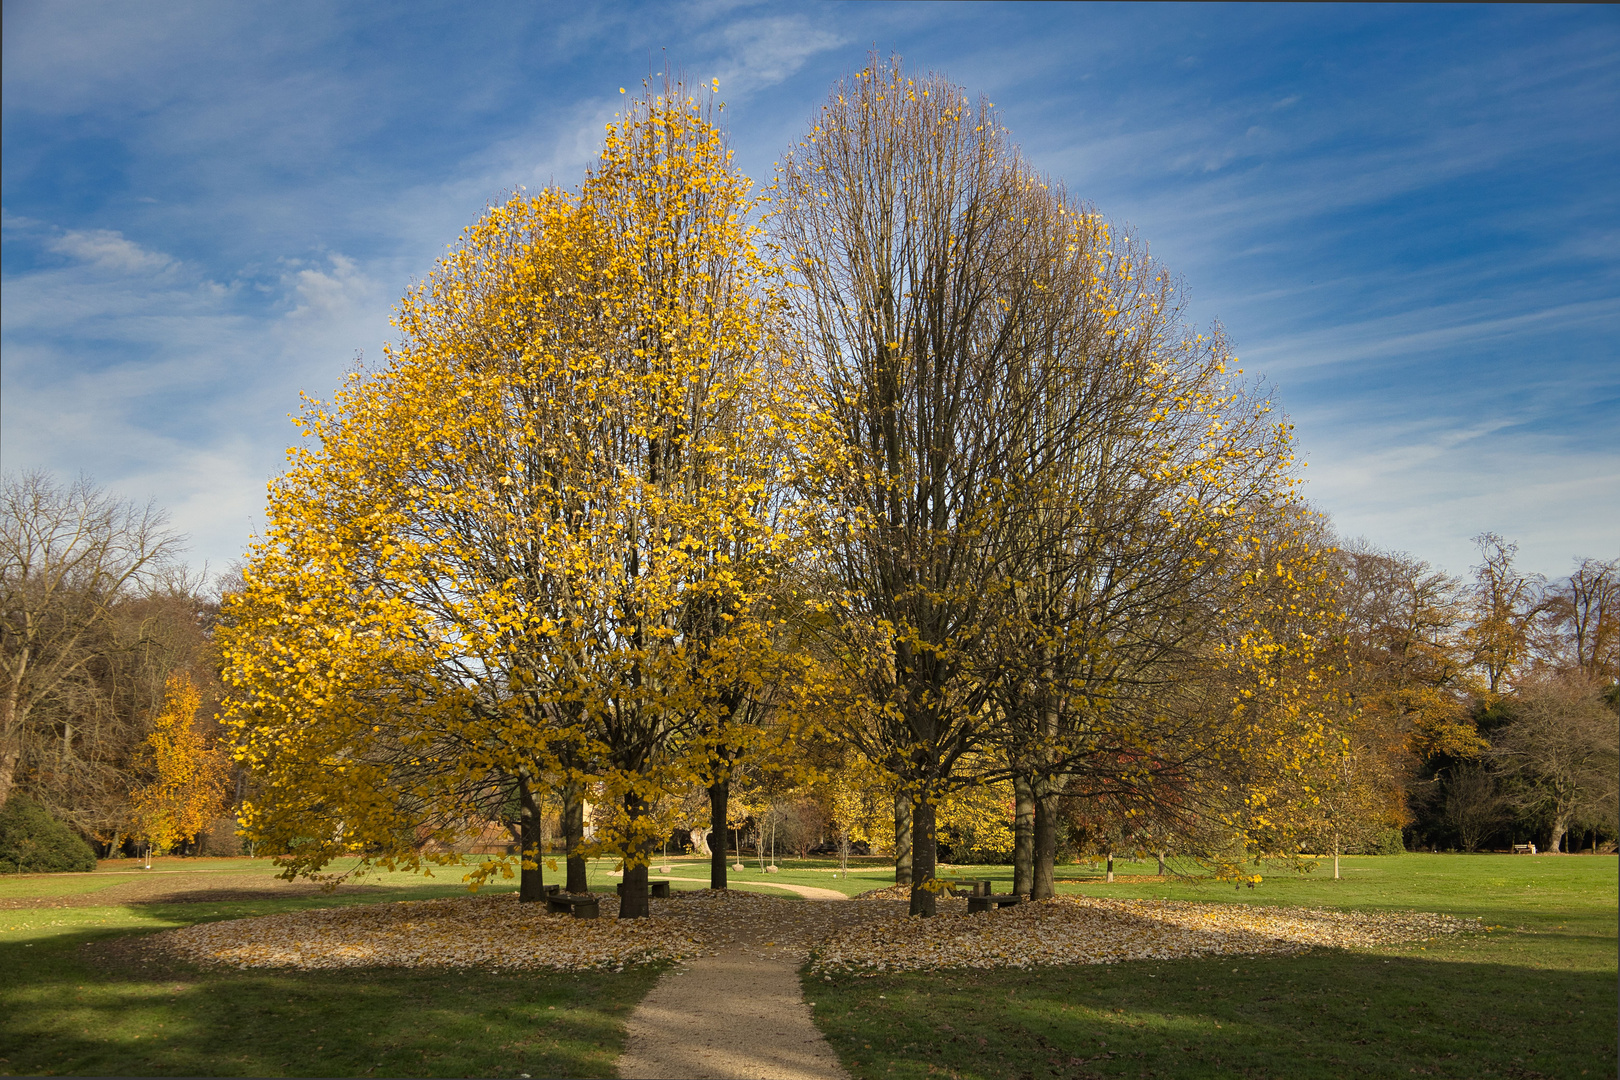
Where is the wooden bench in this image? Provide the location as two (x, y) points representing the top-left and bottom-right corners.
(545, 893), (600, 918)
(616, 881), (671, 898)
(968, 892), (1026, 913)
(1512, 843), (1535, 855)
(960, 881), (1025, 913)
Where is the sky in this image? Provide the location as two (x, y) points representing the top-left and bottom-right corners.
(3, 2), (1616, 585)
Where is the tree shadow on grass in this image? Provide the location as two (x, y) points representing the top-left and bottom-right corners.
(2, 926), (660, 1078)
(809, 951), (1618, 1080)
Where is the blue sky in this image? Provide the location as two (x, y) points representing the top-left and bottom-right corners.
(3, 2), (1616, 583)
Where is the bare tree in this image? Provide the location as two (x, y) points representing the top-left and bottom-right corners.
(1439, 764), (1505, 853)
(979, 184), (1297, 899)
(1492, 672), (1619, 853)
(1540, 558), (1619, 682)
(1, 471), (184, 809)
(777, 56), (1046, 915)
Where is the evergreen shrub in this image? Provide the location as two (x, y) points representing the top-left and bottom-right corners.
(0, 797), (98, 873)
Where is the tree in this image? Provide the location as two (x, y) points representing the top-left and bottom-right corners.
(976, 183), (1302, 900)
(778, 57), (1080, 916)
(1491, 672), (1619, 853)
(1, 471), (183, 809)
(1466, 533), (1543, 695)
(532, 80), (798, 914)
(222, 81), (797, 918)
(1541, 558), (1619, 682)
(1438, 764), (1505, 853)
(1308, 737), (1404, 877)
(131, 672), (229, 855)
(1328, 541), (1483, 855)
(1186, 509), (1347, 879)
(1335, 542), (1480, 757)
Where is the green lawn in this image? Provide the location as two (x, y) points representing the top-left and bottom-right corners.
(0, 853), (882, 1078)
(806, 854), (1619, 1079)
(4, 853), (1613, 1078)
(0, 858), (660, 1078)
(651, 853), (898, 897)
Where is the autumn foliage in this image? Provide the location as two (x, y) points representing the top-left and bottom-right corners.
(216, 60), (1614, 914)
(131, 672), (229, 855)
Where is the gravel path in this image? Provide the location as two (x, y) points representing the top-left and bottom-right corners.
(649, 875), (850, 901)
(617, 891), (854, 1080)
(618, 951), (849, 1080)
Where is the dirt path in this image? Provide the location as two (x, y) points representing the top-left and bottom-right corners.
(618, 951), (848, 1080)
(650, 875), (850, 901)
(617, 896), (854, 1080)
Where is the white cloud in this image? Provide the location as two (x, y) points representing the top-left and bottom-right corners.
(1299, 421), (1619, 580)
(1, 239), (394, 576)
(283, 253), (381, 324)
(709, 14), (847, 96)
(45, 228), (174, 275)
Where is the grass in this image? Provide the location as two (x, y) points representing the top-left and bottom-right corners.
(0, 852), (884, 1078)
(6, 852), (1614, 1077)
(650, 853), (897, 897)
(0, 858), (662, 1078)
(805, 853), (1618, 1079)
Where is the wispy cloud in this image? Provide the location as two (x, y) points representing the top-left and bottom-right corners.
(2, 3), (1613, 584)
(708, 14), (848, 96)
(45, 228), (175, 275)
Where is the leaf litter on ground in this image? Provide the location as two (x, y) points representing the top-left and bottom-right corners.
(149, 888), (1480, 974)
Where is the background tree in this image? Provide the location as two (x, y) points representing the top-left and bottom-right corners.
(1, 471), (183, 811)
(130, 671), (229, 855)
(1466, 533), (1543, 695)
(1539, 557), (1618, 682)
(1328, 541), (1482, 854)
(1490, 672), (1619, 853)
(1438, 763), (1505, 853)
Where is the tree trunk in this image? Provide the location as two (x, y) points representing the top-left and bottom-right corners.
(562, 780), (588, 894)
(1333, 831), (1341, 880)
(1156, 850), (1167, 876)
(1031, 787), (1060, 900)
(1013, 774), (1035, 896)
(620, 861), (650, 919)
(0, 737), (20, 810)
(619, 791), (651, 919)
(1548, 813), (1570, 854)
(1105, 851), (1114, 884)
(708, 778), (729, 890)
(893, 791), (913, 886)
(517, 774), (546, 903)
(908, 796), (938, 917)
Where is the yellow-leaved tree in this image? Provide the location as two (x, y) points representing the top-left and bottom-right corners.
(1198, 508), (1345, 883)
(221, 79), (800, 917)
(131, 672), (228, 856)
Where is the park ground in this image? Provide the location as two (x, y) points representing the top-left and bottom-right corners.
(1, 853), (1614, 1078)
